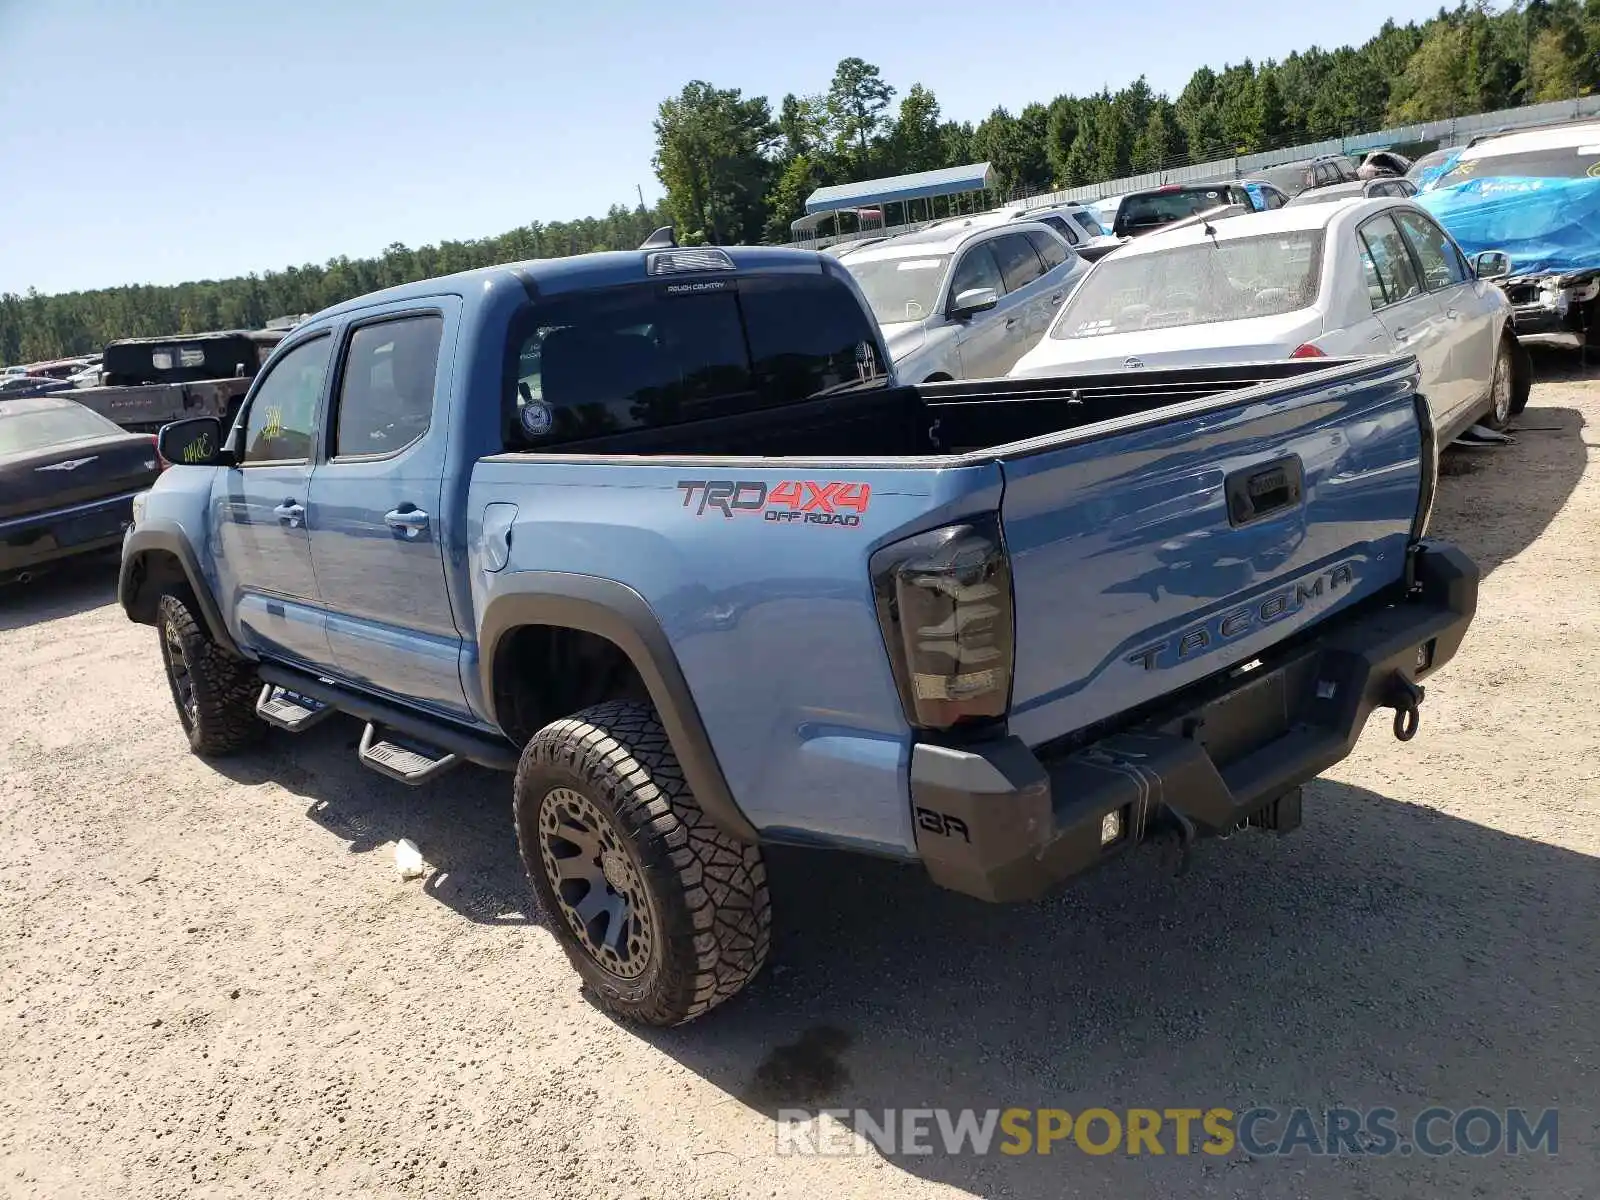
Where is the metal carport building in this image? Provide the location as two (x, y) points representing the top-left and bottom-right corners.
(791, 162), (997, 247)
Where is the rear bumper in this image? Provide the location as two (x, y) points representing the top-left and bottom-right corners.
(910, 540), (1478, 902)
(0, 490), (139, 580)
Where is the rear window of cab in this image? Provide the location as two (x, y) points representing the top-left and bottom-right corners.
(504, 273), (888, 449)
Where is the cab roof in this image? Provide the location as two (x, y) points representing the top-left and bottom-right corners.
(309, 244), (830, 322)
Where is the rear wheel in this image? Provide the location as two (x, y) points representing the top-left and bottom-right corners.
(156, 592), (264, 756)
(514, 700), (770, 1026)
(1508, 334), (1532, 416)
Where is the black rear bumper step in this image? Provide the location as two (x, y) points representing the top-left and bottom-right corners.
(255, 663), (519, 773)
(910, 540), (1478, 903)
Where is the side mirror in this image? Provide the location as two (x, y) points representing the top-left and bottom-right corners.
(1474, 250), (1512, 281)
(949, 287), (1000, 319)
(157, 416), (224, 466)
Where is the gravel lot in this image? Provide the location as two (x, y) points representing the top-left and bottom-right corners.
(3, 357), (1597, 1199)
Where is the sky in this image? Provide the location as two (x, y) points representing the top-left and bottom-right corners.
(0, 0), (1456, 296)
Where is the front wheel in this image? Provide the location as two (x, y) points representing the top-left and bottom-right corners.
(156, 592), (264, 756)
(514, 701), (770, 1026)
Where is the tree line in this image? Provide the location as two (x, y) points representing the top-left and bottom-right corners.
(5, 0), (1597, 364)
(0, 205), (672, 366)
(656, 0), (1600, 243)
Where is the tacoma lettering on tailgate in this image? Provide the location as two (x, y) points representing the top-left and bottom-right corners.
(1125, 561), (1358, 671)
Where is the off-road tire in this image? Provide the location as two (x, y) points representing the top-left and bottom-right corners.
(156, 592), (264, 757)
(514, 700), (770, 1026)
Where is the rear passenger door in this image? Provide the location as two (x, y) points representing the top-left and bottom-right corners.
(1025, 227), (1077, 314)
(1358, 212), (1452, 423)
(306, 303), (470, 718)
(987, 232), (1053, 372)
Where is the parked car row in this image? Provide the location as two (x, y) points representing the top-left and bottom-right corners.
(837, 187), (1528, 450)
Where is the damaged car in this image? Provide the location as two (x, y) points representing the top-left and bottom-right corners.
(1418, 121), (1600, 354)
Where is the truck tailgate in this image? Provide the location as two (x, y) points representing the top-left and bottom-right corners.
(999, 357), (1428, 748)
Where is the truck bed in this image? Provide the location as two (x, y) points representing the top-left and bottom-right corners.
(516, 357), (1378, 461)
(477, 355), (1432, 850)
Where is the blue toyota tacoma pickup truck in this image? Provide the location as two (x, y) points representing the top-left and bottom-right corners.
(120, 236), (1478, 1026)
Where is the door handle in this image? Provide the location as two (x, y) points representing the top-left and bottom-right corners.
(1005, 316), (1019, 328)
(1050, 292), (1065, 306)
(385, 507), (430, 537)
(1445, 308), (1461, 319)
(273, 500), (304, 526)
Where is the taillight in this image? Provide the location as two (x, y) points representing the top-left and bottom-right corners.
(1290, 343), (1326, 359)
(870, 514), (1015, 731)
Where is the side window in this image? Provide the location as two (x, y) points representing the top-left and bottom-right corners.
(333, 314), (443, 457)
(1359, 215), (1423, 306)
(1357, 238), (1389, 310)
(947, 244), (1005, 304)
(1043, 215), (1081, 246)
(241, 336), (332, 464)
(1026, 229), (1069, 270)
(1264, 187), (1287, 210)
(1394, 211), (1467, 290)
(991, 233), (1046, 293)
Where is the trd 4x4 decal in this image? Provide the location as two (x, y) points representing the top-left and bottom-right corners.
(676, 480), (871, 526)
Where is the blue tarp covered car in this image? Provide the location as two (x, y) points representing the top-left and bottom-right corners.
(1407, 148), (1461, 192)
(1417, 129), (1600, 344)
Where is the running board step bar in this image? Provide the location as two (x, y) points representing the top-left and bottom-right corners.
(254, 663), (519, 773)
(358, 723), (460, 785)
(256, 685), (334, 733)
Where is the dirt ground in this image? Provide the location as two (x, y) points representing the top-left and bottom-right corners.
(2, 355), (1597, 1200)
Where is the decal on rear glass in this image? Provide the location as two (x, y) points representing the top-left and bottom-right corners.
(519, 400), (553, 438)
(676, 480), (871, 527)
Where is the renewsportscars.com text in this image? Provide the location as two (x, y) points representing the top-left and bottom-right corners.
(775, 1106), (1559, 1158)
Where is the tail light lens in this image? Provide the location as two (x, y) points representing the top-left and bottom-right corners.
(870, 514), (1015, 731)
(1290, 342), (1326, 359)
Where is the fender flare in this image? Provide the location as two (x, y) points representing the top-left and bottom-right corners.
(478, 573), (759, 844)
(119, 521), (242, 658)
